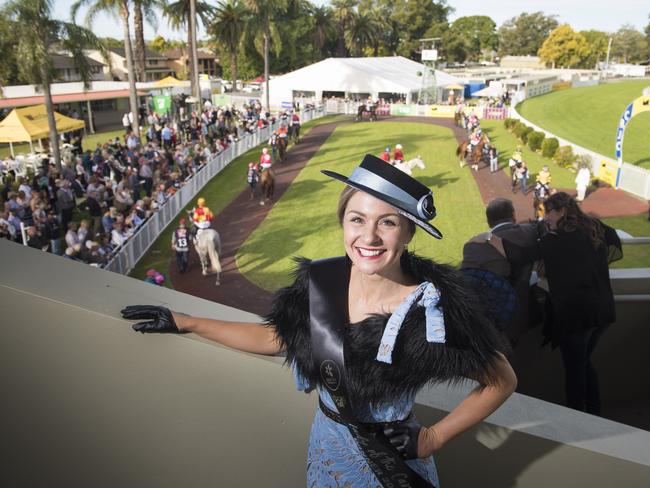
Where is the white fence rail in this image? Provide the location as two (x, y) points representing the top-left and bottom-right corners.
(511, 105), (650, 200)
(103, 107), (325, 275)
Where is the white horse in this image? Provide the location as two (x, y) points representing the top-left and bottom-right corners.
(394, 156), (425, 176)
(193, 228), (222, 285)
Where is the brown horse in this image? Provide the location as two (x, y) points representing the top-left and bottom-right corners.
(259, 168), (275, 205)
(278, 137), (288, 161)
(456, 136), (488, 171)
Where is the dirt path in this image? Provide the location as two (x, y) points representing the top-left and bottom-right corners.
(170, 116), (647, 316)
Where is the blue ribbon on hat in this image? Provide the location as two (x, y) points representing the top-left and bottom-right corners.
(376, 282), (445, 364)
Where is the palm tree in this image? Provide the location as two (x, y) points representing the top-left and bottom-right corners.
(344, 10), (379, 57)
(133, 0), (165, 82)
(210, 0), (247, 93)
(163, 0), (215, 98)
(331, 0), (358, 57)
(310, 5), (334, 60)
(71, 0), (140, 137)
(3, 0), (108, 171)
(243, 0), (288, 111)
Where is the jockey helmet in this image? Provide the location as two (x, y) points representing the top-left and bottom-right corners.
(385, 147), (390, 152)
(395, 144), (403, 150)
(262, 147), (268, 154)
(179, 218), (186, 226)
(197, 197), (206, 207)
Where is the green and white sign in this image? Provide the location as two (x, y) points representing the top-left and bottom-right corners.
(153, 95), (172, 115)
(390, 104), (415, 116)
(212, 94), (232, 107)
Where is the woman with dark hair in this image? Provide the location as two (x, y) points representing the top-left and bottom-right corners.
(541, 192), (621, 414)
(121, 155), (516, 487)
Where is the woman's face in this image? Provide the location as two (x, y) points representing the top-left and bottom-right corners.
(545, 206), (565, 230)
(343, 191), (413, 277)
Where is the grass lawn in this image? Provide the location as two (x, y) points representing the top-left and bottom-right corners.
(517, 80), (650, 169)
(602, 213), (650, 269)
(0, 128), (126, 160)
(481, 120), (577, 189)
(236, 121), (488, 292)
(129, 115), (346, 286)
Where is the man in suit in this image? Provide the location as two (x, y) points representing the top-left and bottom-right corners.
(461, 198), (539, 344)
(486, 198), (540, 343)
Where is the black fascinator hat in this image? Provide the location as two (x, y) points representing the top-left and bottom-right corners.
(322, 154), (442, 239)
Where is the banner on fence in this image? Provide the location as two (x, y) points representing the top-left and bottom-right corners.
(390, 104), (416, 116)
(427, 105), (456, 118)
(211, 94), (232, 107)
(152, 95), (171, 115)
(598, 160), (619, 187)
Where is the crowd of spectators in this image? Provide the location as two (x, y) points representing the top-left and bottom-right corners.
(0, 100), (278, 266)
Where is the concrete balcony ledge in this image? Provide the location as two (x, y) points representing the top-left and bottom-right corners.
(1, 240), (649, 487)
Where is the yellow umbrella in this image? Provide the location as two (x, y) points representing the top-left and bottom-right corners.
(153, 76), (186, 88)
(445, 83), (465, 90)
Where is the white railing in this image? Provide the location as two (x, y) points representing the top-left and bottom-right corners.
(511, 105), (650, 200)
(103, 106), (325, 275)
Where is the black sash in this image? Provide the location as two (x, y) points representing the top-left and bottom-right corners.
(309, 257), (432, 488)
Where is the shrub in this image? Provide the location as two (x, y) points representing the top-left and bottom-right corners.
(519, 126), (534, 144)
(553, 145), (578, 169)
(503, 118), (517, 130)
(541, 137), (559, 158)
(511, 121), (525, 137)
(527, 131), (545, 152)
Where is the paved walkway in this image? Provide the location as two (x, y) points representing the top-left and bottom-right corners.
(170, 116), (647, 317)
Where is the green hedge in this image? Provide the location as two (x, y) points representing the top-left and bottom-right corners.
(503, 118), (517, 129)
(541, 137), (560, 158)
(519, 126), (534, 143)
(527, 131), (545, 152)
(553, 145), (578, 169)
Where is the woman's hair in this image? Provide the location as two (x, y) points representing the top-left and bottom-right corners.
(336, 186), (416, 236)
(543, 192), (603, 249)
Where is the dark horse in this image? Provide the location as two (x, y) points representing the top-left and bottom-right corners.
(278, 137), (288, 161)
(259, 167), (275, 205)
(456, 136), (489, 171)
(355, 103), (376, 121)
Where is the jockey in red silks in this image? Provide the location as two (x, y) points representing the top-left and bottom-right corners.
(393, 144), (404, 162)
(192, 197), (214, 233)
(380, 147), (391, 163)
(260, 152), (272, 170)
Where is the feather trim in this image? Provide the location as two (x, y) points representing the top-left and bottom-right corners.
(265, 253), (509, 406)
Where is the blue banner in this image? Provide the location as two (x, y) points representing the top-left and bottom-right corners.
(615, 102), (633, 161)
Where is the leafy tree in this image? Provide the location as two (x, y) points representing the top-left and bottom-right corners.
(71, 0), (140, 136)
(0, 12), (19, 90)
(538, 24), (590, 68)
(447, 15), (498, 62)
(5, 0), (108, 170)
(149, 35), (172, 52)
(391, 0), (452, 59)
(498, 12), (558, 56)
(580, 30), (609, 68)
(101, 37), (126, 49)
(612, 24), (648, 63)
(209, 0), (247, 92)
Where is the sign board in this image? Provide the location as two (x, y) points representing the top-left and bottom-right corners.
(427, 105), (456, 118)
(390, 104), (415, 116)
(152, 95), (171, 115)
(211, 94), (232, 107)
(598, 160), (619, 188)
(281, 101), (293, 109)
(421, 49), (438, 61)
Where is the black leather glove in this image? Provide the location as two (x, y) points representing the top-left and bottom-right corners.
(121, 305), (186, 333)
(382, 413), (423, 460)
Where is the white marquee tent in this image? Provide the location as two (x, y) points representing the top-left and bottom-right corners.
(265, 57), (464, 108)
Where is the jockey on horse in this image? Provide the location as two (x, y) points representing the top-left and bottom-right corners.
(393, 143), (404, 163)
(259, 148), (275, 204)
(191, 197), (214, 237)
(380, 146), (391, 163)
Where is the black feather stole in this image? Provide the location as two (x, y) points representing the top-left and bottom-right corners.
(264, 252), (508, 407)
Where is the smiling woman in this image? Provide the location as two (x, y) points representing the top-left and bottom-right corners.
(122, 152), (517, 487)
